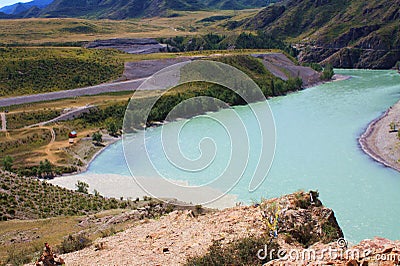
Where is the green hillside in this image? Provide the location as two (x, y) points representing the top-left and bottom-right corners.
(0, 48), (124, 97)
(240, 0), (400, 68)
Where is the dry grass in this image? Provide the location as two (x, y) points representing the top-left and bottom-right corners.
(0, 90), (165, 170)
(4, 90), (160, 113)
(0, 209), (130, 263)
(0, 9), (260, 45)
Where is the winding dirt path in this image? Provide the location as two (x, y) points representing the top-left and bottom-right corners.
(26, 105), (95, 128)
(41, 126), (57, 163)
(0, 112), (6, 131)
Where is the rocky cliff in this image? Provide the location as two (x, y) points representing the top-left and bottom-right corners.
(49, 191), (348, 265)
(242, 0), (400, 69)
(16, 190), (400, 265)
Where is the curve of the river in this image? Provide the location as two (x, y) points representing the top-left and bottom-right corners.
(51, 69), (400, 243)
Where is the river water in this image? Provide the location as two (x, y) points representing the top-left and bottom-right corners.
(51, 69), (400, 243)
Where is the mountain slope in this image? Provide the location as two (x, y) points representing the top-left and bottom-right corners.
(38, 0), (274, 19)
(242, 0), (400, 69)
(0, 0), (53, 15)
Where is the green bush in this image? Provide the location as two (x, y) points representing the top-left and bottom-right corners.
(321, 63), (334, 80)
(57, 233), (92, 254)
(302, 62), (323, 72)
(186, 236), (279, 265)
(2, 155), (13, 171)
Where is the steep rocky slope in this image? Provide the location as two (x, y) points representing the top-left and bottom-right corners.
(253, 53), (321, 87)
(50, 191), (400, 265)
(55, 191), (345, 265)
(242, 0), (400, 69)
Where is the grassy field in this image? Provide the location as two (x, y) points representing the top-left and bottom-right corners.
(0, 10), (259, 45)
(0, 48), (126, 97)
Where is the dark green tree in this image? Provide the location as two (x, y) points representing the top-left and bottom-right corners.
(76, 180), (89, 194)
(39, 159), (53, 178)
(321, 63), (334, 80)
(3, 155), (14, 171)
(92, 132), (102, 144)
(106, 119), (118, 136)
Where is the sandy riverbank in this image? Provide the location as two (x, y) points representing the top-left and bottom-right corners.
(332, 73), (351, 82)
(49, 173), (238, 209)
(359, 100), (400, 172)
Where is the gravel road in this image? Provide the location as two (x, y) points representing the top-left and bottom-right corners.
(0, 78), (147, 107)
(0, 112), (6, 131)
(0, 57), (194, 108)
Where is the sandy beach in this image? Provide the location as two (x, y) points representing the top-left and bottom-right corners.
(359, 100), (400, 172)
(49, 173), (238, 209)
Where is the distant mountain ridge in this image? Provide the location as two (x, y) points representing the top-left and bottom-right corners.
(240, 0), (400, 69)
(0, 0), (276, 19)
(0, 0), (52, 15)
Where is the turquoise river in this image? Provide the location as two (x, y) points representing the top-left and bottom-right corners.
(56, 69), (400, 243)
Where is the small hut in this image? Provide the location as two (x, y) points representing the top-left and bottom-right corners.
(69, 131), (77, 138)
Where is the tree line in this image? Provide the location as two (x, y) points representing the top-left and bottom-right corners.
(159, 31), (298, 57)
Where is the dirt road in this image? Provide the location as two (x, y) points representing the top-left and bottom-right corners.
(26, 105), (95, 128)
(0, 78), (147, 108)
(0, 112), (6, 131)
(0, 57), (193, 108)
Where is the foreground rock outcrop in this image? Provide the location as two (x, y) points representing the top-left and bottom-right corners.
(51, 191), (344, 265)
(23, 191), (399, 265)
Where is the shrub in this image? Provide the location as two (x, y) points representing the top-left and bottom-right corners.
(2, 155), (13, 171)
(302, 62), (323, 72)
(75, 180), (89, 194)
(186, 236), (279, 265)
(100, 227), (117, 238)
(58, 233), (92, 254)
(321, 63), (334, 80)
(92, 132), (103, 144)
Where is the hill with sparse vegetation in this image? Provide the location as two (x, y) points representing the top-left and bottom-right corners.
(0, 170), (130, 220)
(237, 0), (400, 69)
(0, 48), (124, 97)
(1, 0), (279, 19)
